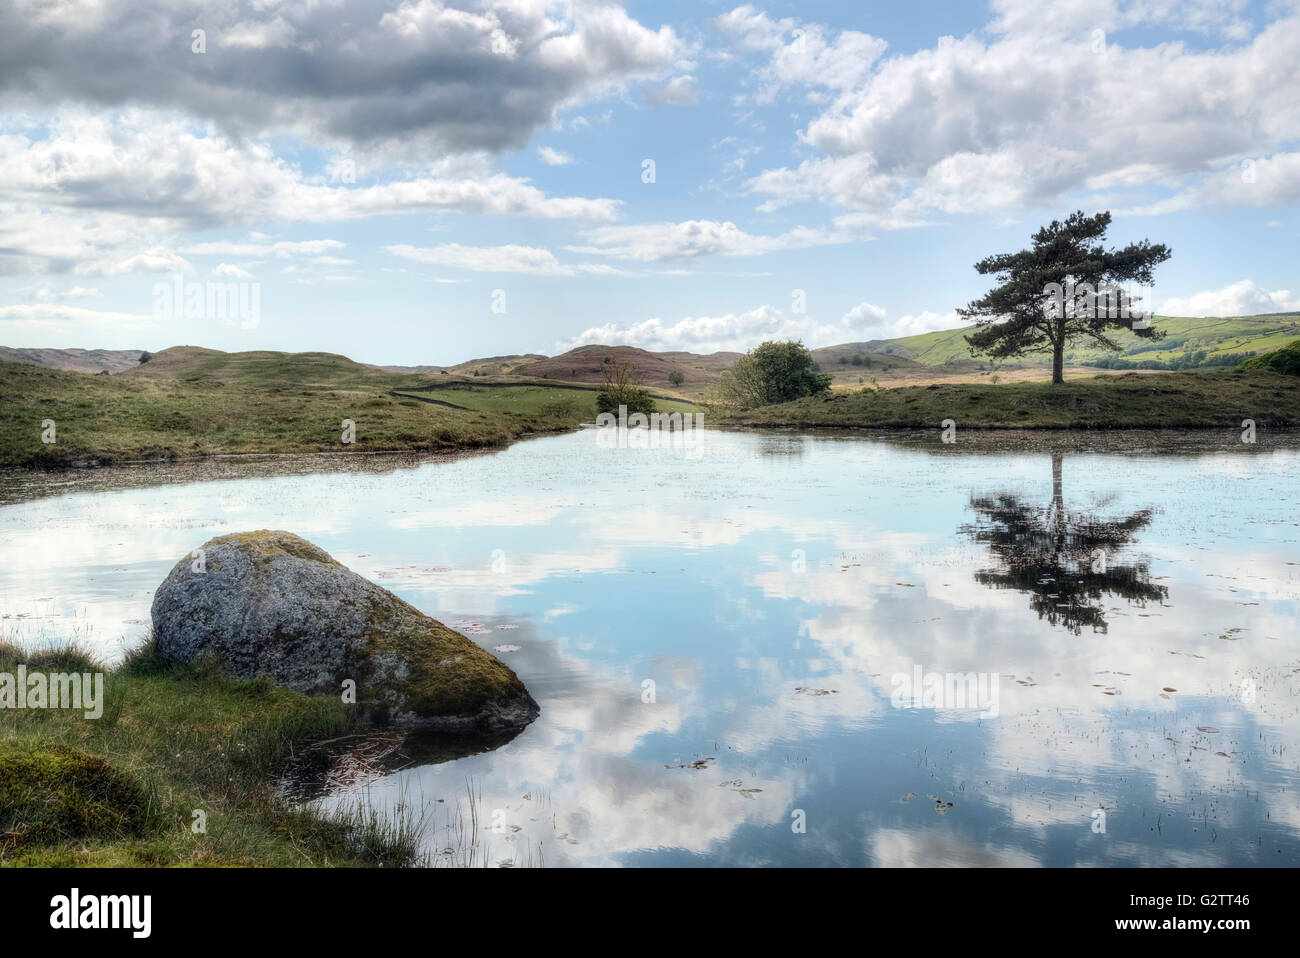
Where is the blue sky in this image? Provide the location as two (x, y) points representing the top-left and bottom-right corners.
(1, 0), (1297, 365)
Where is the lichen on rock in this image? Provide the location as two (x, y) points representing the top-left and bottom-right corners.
(151, 530), (539, 731)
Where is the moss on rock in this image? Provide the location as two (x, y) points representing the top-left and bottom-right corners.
(151, 530), (539, 731)
(210, 530), (343, 567)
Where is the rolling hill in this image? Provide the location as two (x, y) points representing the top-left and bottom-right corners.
(378, 354), (548, 377)
(4, 312), (1297, 395)
(0, 345), (705, 468)
(843, 314), (1300, 368)
(0, 346), (146, 374)
(512, 344), (740, 395)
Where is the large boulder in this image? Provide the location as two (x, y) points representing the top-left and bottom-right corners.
(151, 531), (538, 731)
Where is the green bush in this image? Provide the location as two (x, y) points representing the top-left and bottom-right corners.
(1238, 340), (1300, 376)
(596, 358), (656, 416)
(596, 388), (655, 416)
(707, 340), (832, 409)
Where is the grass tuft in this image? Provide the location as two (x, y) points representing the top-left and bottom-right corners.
(0, 635), (429, 866)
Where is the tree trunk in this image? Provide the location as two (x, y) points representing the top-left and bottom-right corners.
(1051, 331), (1064, 384)
(1049, 452), (1066, 548)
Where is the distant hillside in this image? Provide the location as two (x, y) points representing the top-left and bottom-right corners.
(378, 354), (548, 377)
(515, 344), (740, 395)
(15, 311), (1296, 389)
(843, 314), (1300, 369)
(118, 345), (403, 388)
(0, 346), (146, 374)
(809, 344), (930, 373)
(374, 364), (447, 374)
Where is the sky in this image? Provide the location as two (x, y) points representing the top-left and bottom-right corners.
(0, 0), (1298, 366)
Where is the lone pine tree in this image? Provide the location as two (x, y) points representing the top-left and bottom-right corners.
(959, 211), (1171, 384)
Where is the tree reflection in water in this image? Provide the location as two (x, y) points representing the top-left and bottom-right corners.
(959, 453), (1167, 634)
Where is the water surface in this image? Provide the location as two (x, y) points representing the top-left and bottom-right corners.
(2, 428), (1297, 866)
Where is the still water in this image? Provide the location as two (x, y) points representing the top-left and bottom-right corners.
(2, 428), (1298, 866)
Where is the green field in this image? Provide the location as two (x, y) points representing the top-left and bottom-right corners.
(390, 381), (702, 417)
(722, 369), (1300, 430)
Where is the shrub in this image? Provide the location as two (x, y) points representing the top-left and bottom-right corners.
(1238, 340), (1300, 376)
(707, 340), (832, 409)
(596, 359), (656, 416)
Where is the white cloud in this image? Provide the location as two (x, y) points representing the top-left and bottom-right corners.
(841, 301), (886, 324)
(93, 246), (193, 277)
(537, 146), (574, 166)
(990, 0), (1252, 40)
(386, 242), (625, 276)
(1121, 152), (1300, 215)
(39, 285), (102, 299)
(748, 155), (905, 214)
(223, 16), (297, 50)
(832, 303), (960, 341)
(645, 75), (698, 106)
(0, 111), (620, 275)
(182, 240), (346, 258)
(0, 302), (161, 332)
(737, 7), (1300, 219)
(716, 7), (887, 101)
(1, 0), (681, 156)
(212, 263), (255, 280)
(889, 310), (962, 337)
(554, 300), (952, 353)
(1158, 280), (1300, 317)
(569, 219), (851, 262)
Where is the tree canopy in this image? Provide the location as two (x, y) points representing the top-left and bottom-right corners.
(708, 340), (832, 409)
(959, 211), (1171, 383)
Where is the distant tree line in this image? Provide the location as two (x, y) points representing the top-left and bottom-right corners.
(1084, 350), (1255, 371)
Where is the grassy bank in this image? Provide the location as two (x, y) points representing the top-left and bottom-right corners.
(0, 639), (427, 867)
(0, 347), (705, 468)
(7, 348), (1293, 469)
(388, 381), (702, 417)
(0, 352), (566, 467)
(720, 370), (1300, 430)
